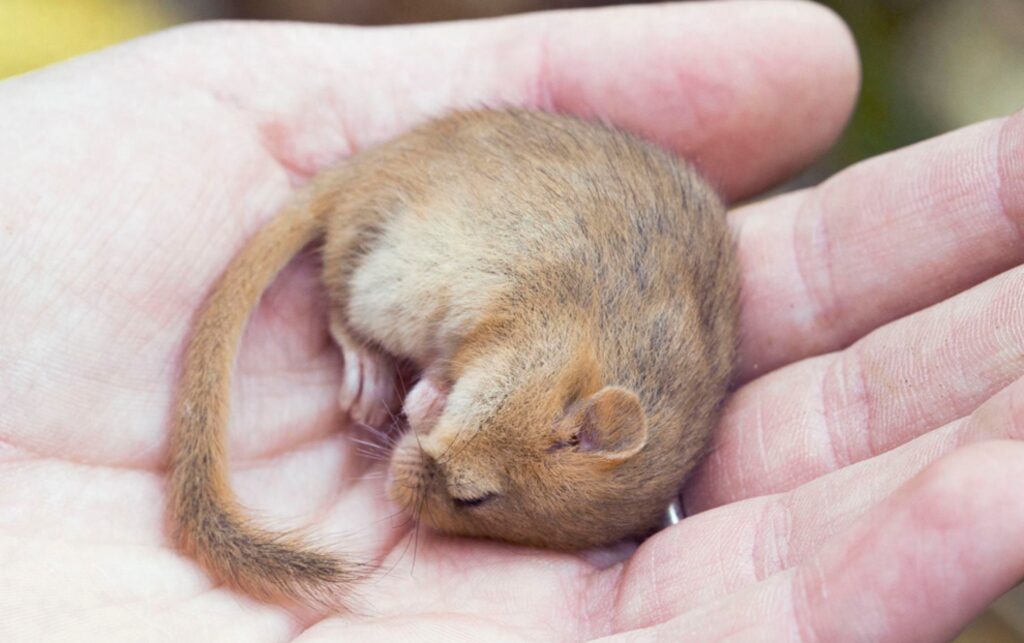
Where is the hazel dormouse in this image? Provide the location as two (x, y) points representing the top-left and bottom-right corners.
(170, 109), (739, 606)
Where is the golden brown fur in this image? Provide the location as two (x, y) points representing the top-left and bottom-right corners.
(170, 109), (738, 605)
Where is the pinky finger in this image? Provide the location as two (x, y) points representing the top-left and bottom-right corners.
(606, 440), (1024, 642)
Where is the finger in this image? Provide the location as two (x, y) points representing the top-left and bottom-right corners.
(688, 263), (1024, 510)
(734, 109), (1024, 379)
(603, 441), (1024, 641)
(130, 0), (858, 200)
(604, 373), (1024, 632)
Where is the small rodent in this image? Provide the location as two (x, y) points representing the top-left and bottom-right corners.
(170, 109), (738, 607)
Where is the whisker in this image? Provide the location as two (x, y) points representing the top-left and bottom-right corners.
(382, 497), (421, 577)
(434, 411), (475, 466)
(439, 424), (486, 467)
(355, 448), (392, 462)
(378, 507), (416, 527)
(356, 421), (398, 446)
(388, 406), (406, 430)
(348, 435), (390, 452)
(410, 478), (428, 577)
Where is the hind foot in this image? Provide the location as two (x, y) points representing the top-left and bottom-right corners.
(333, 329), (400, 428)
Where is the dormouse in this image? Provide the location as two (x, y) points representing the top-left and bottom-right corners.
(170, 109), (738, 606)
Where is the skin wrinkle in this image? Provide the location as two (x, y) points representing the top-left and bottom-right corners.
(1005, 378), (1024, 438)
(751, 385), (769, 497)
(0, 439), (33, 463)
(921, 136), (1009, 309)
(542, 565), (598, 643)
(5, 351), (159, 397)
(660, 60), (733, 174)
(996, 110), (1024, 242)
(609, 525), (704, 636)
(229, 432), (342, 475)
(239, 469), (371, 543)
(0, 437), (154, 473)
(225, 386), (341, 462)
(751, 496), (792, 584)
(606, 558), (634, 635)
(133, 590), (281, 643)
(321, 86), (361, 163)
(790, 557), (827, 643)
(233, 334), (338, 381)
(819, 345), (868, 471)
(963, 376), (1024, 444)
(200, 85), (318, 184)
(255, 87), (362, 181)
(791, 185), (841, 343)
(0, 468), (167, 544)
(130, 35), (323, 188)
(646, 542), (662, 629)
(298, 611), (536, 642)
(728, 210), (757, 371)
(527, 19), (556, 114)
(578, 561), (622, 640)
(2, 533), (173, 552)
(703, 403), (742, 508)
(714, 520), (736, 602)
(944, 312), (980, 421)
(0, 536), (199, 598)
(164, 175), (282, 317)
(374, 553), (573, 637)
(2, 241), (120, 346)
(4, 131), (312, 467)
(129, 159), (266, 328)
(241, 252), (327, 342)
(147, 587), (301, 643)
(850, 269), (1024, 447)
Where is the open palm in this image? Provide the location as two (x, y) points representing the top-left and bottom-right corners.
(3, 3), (1023, 641)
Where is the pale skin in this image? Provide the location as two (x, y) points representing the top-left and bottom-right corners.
(2, 1), (1024, 641)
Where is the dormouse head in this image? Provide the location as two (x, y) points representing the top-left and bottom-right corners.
(386, 349), (674, 550)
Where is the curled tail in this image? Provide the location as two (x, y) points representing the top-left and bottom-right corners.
(169, 192), (358, 605)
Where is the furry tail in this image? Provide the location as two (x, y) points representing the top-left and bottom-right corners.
(169, 192), (357, 605)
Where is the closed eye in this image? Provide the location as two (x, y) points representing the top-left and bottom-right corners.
(452, 492), (497, 508)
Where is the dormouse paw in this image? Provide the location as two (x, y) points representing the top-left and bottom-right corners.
(403, 377), (448, 433)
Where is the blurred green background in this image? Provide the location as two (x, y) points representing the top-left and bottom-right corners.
(1, 1), (1022, 640)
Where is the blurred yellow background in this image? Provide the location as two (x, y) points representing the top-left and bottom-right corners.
(0, 0), (176, 78)
(1, 1), (1021, 639)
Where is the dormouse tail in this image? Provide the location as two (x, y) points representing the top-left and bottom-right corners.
(169, 190), (357, 606)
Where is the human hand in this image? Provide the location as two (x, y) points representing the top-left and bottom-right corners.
(2, 1), (1021, 640)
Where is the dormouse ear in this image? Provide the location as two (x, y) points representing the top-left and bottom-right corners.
(571, 386), (648, 465)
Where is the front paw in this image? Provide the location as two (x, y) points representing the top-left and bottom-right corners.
(403, 377), (448, 433)
(339, 345), (399, 427)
